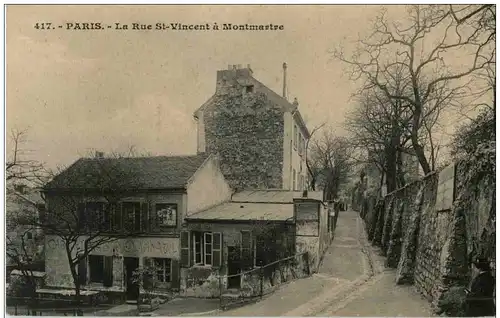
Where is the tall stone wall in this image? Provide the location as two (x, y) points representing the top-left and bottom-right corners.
(358, 158), (495, 315)
(203, 90), (285, 190)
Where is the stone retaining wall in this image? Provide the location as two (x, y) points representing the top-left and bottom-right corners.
(356, 159), (495, 315)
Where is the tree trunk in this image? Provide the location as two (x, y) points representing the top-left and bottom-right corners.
(396, 151), (406, 188)
(385, 147), (398, 193)
(411, 103), (431, 174)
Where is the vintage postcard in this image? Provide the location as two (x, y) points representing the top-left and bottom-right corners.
(5, 4), (496, 317)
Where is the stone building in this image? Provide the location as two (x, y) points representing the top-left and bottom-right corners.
(42, 153), (231, 302)
(194, 64), (310, 191)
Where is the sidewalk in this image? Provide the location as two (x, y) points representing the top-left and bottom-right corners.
(218, 211), (365, 317)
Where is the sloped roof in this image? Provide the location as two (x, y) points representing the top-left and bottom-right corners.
(187, 202), (294, 222)
(231, 190), (324, 203)
(45, 153), (210, 190)
(186, 189), (323, 222)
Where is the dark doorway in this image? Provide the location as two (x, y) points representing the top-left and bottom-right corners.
(227, 246), (241, 289)
(124, 257), (140, 301)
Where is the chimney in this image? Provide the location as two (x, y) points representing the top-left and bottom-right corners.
(95, 151), (104, 158)
(302, 189), (308, 198)
(293, 97), (299, 108)
(282, 62), (287, 100)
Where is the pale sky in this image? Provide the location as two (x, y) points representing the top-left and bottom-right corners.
(6, 5), (475, 170)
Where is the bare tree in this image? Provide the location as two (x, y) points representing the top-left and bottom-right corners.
(335, 5), (495, 174)
(305, 123), (325, 190)
(308, 130), (355, 201)
(6, 129), (49, 187)
(16, 152), (149, 315)
(345, 86), (415, 193)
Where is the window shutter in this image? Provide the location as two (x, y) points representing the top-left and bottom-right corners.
(141, 202), (149, 233)
(149, 204), (154, 232)
(113, 203), (122, 232)
(103, 256), (113, 287)
(204, 232), (213, 265)
(212, 232), (222, 268)
(77, 203), (86, 231)
(77, 256), (87, 286)
(241, 231), (252, 270)
(170, 259), (180, 289)
(180, 231), (190, 267)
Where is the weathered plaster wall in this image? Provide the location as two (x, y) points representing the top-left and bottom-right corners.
(186, 157), (232, 216)
(283, 112), (308, 190)
(45, 235), (179, 289)
(296, 221), (319, 272)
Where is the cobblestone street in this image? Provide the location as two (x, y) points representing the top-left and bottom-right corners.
(216, 210), (433, 317)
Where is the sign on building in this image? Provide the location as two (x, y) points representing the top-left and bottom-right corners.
(435, 163), (456, 212)
(294, 201), (320, 221)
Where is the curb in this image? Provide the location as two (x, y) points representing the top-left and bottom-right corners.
(178, 309), (222, 316)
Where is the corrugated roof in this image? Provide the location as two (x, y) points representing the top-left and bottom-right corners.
(231, 190), (323, 203)
(45, 153), (210, 190)
(187, 202), (294, 221)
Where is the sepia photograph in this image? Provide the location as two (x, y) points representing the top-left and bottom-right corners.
(4, 3), (496, 317)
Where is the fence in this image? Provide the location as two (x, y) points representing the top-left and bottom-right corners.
(218, 252), (310, 309)
(6, 295), (115, 316)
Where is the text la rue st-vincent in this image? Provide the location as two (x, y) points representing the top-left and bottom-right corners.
(34, 22), (284, 31)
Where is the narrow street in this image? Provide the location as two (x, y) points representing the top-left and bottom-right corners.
(217, 210), (433, 317)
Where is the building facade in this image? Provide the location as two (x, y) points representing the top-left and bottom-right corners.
(194, 64), (310, 191)
(43, 154), (231, 302)
(178, 190), (332, 298)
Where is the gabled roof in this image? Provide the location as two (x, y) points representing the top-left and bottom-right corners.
(45, 153), (211, 191)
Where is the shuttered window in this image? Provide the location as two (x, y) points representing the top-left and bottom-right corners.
(77, 255), (87, 286)
(112, 203), (122, 231)
(123, 202), (141, 232)
(141, 202), (149, 232)
(180, 231), (190, 267)
(103, 256), (113, 287)
(77, 203), (86, 231)
(153, 258), (172, 283)
(212, 232), (222, 268)
(204, 233), (213, 265)
(241, 230), (253, 270)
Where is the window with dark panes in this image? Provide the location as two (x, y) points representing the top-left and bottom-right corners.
(123, 202), (141, 232)
(89, 255), (104, 283)
(189, 231), (221, 267)
(86, 202), (105, 231)
(153, 258), (171, 283)
(155, 203), (177, 227)
(193, 231), (203, 265)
